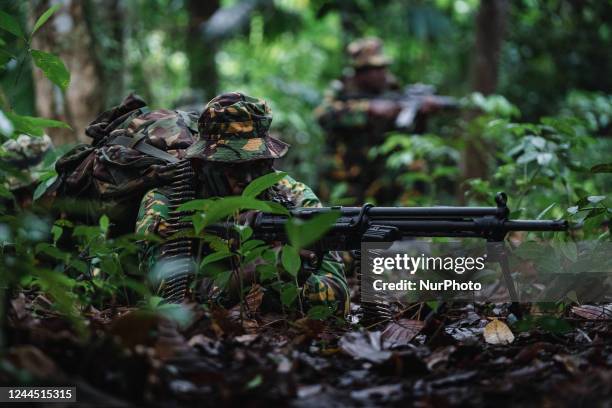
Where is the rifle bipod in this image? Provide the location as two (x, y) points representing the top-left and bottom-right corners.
(158, 160), (196, 303)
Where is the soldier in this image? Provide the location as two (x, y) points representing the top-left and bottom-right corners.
(136, 92), (350, 316)
(315, 37), (454, 205)
(1, 134), (54, 210)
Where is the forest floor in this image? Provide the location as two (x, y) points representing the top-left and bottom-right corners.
(2, 279), (612, 407)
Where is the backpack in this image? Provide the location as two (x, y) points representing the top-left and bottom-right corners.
(44, 94), (199, 236)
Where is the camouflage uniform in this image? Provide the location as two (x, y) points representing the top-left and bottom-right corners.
(1, 134), (54, 209)
(137, 92), (350, 316)
(315, 37), (400, 205)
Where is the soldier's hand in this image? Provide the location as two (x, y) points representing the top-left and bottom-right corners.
(369, 99), (401, 119)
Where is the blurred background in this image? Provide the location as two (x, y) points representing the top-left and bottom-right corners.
(1, 0), (611, 211)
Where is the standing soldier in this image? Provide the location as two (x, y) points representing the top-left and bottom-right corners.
(315, 37), (456, 205)
(136, 92), (350, 316)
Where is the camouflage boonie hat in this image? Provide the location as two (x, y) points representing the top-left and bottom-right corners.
(186, 92), (289, 162)
(347, 37), (392, 69)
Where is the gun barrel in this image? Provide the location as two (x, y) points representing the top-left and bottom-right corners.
(504, 220), (568, 231)
(292, 206), (506, 219)
(371, 219), (566, 234)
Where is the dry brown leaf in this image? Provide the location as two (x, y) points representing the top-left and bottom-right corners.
(381, 319), (424, 349)
(571, 304), (612, 320)
(483, 319), (515, 345)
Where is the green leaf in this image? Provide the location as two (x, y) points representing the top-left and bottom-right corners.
(281, 245), (301, 277)
(177, 199), (208, 212)
(35, 242), (68, 262)
(0, 184), (12, 199)
(0, 11), (24, 39)
(199, 196), (288, 228)
(32, 4), (60, 36)
(0, 49), (14, 67)
(587, 195), (606, 204)
(192, 213), (206, 234)
(307, 305), (333, 320)
(246, 374), (263, 389)
(590, 163), (612, 173)
(241, 239), (265, 252)
(536, 202), (556, 220)
(200, 251), (232, 267)
(51, 225), (62, 244)
(256, 263), (277, 282)
(6, 112), (70, 136)
(31, 49), (70, 91)
(280, 284), (299, 306)
(33, 174), (56, 201)
(99, 214), (109, 233)
(536, 316), (572, 334)
(242, 171), (287, 198)
(567, 206), (579, 215)
(214, 270), (233, 289)
(235, 225), (253, 241)
(285, 210), (339, 249)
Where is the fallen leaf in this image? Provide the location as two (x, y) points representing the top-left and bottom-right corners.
(10, 293), (28, 320)
(381, 319), (424, 348)
(483, 319), (515, 345)
(425, 345), (456, 371)
(350, 384), (403, 403)
(339, 331), (392, 364)
(235, 333), (258, 344)
(245, 284), (264, 314)
(571, 304), (612, 320)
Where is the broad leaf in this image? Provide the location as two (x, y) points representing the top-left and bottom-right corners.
(0, 10), (24, 39)
(0, 49), (14, 67)
(483, 319), (514, 345)
(286, 210), (339, 249)
(31, 49), (70, 91)
(200, 251), (232, 267)
(32, 174), (56, 201)
(280, 284), (299, 306)
(200, 196), (288, 228)
(32, 4), (61, 36)
(281, 244), (300, 277)
(307, 305), (333, 320)
(177, 199), (209, 212)
(99, 214), (110, 233)
(242, 171), (287, 198)
(6, 112), (70, 136)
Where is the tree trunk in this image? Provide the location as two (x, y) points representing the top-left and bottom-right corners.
(186, 0), (220, 103)
(30, 0), (104, 145)
(460, 0), (508, 200)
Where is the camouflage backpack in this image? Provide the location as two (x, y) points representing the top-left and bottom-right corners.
(45, 94), (199, 236)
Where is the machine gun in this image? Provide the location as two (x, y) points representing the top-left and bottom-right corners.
(247, 192), (566, 319)
(251, 192), (565, 249)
